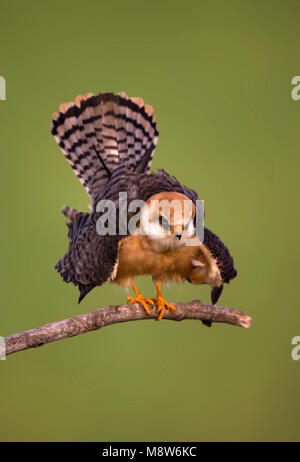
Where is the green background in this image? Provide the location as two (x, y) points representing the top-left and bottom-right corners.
(1, 0), (299, 442)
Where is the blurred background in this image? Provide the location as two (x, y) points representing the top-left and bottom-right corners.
(0, 0), (300, 442)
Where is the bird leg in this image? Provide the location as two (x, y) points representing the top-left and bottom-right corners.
(127, 284), (154, 315)
(127, 283), (176, 321)
(152, 282), (176, 321)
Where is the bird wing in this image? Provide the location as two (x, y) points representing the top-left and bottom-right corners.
(55, 217), (121, 302)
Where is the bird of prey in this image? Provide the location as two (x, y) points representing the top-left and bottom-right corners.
(52, 92), (237, 320)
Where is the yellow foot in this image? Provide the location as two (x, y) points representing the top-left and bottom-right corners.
(152, 295), (176, 321)
(127, 293), (154, 315)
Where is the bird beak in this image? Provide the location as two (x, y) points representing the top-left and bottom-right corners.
(211, 285), (223, 305)
(174, 225), (183, 240)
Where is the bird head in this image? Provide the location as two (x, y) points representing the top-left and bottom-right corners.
(140, 191), (197, 252)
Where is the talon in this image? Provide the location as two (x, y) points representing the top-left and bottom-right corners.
(127, 285), (154, 316)
(152, 282), (176, 321)
(156, 302), (165, 321)
(127, 283), (176, 321)
(165, 301), (176, 312)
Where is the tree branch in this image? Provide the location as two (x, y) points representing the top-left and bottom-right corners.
(3, 301), (252, 357)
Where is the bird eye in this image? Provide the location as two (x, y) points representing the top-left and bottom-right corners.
(159, 215), (170, 231)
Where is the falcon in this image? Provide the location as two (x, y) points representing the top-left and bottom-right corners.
(52, 92), (237, 320)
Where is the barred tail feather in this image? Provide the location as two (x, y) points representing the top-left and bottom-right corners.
(51, 92), (158, 201)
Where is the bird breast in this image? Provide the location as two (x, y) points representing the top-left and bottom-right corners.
(114, 234), (203, 286)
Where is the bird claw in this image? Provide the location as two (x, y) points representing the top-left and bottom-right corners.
(127, 284), (176, 320)
(127, 294), (154, 315)
(152, 295), (176, 321)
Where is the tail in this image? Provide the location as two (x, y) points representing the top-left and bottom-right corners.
(51, 92), (158, 202)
